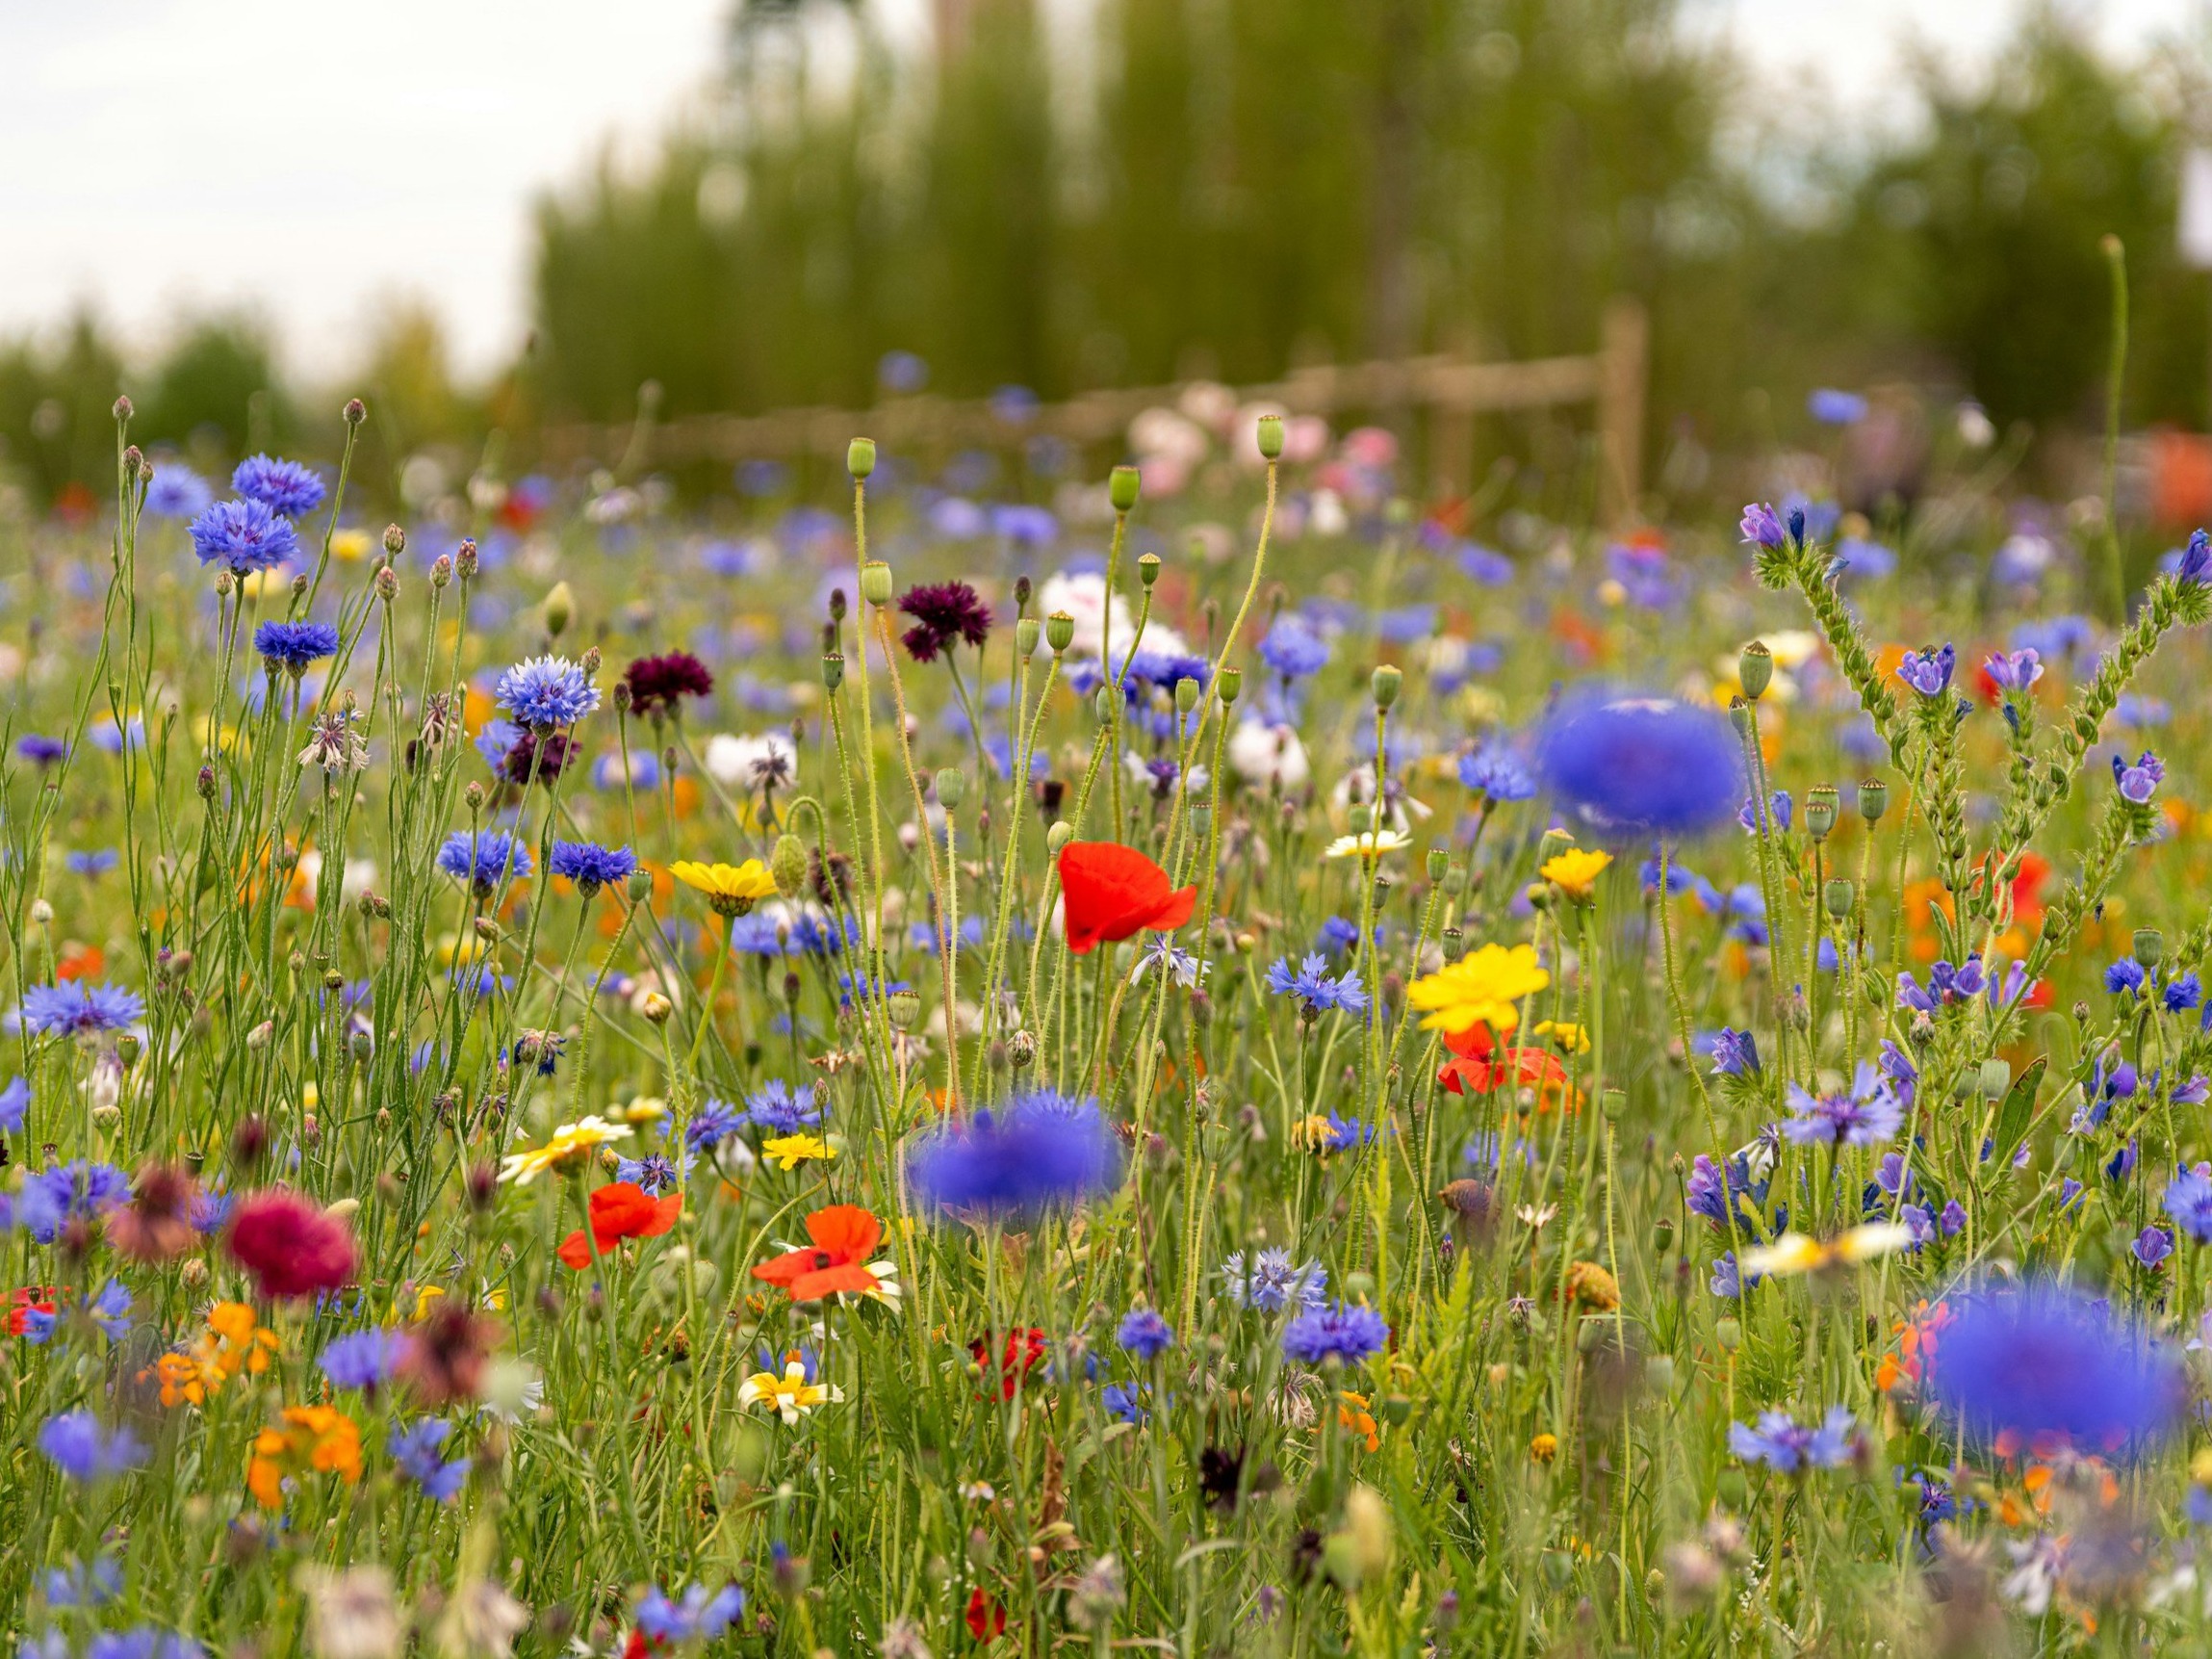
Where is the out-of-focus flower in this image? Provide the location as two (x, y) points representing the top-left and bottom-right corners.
(22, 982), (144, 1037)
(897, 582), (992, 662)
(1536, 694), (1740, 836)
(1729, 1407), (1857, 1472)
(299, 1564), (403, 1659)
(498, 1117), (632, 1184)
(909, 1091), (1119, 1219)
(1739, 1223), (1912, 1279)
(1540, 846), (1610, 899)
(1281, 1302), (1389, 1366)
(1324, 828), (1410, 861)
(247, 1404), (364, 1509)
(388, 1418), (471, 1501)
(1781, 1065), (1903, 1147)
(1926, 1284), (2182, 1460)
(226, 1189), (358, 1301)
(1406, 944), (1549, 1035)
(39, 1410), (146, 1483)
(1222, 1249), (1328, 1311)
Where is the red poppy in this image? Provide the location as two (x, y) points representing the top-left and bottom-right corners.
(752, 1205), (886, 1301)
(965, 1587), (1007, 1642)
(8, 1286), (56, 1335)
(1058, 842), (1196, 954)
(1436, 1022), (1569, 1098)
(967, 1327), (1049, 1400)
(556, 1180), (682, 1269)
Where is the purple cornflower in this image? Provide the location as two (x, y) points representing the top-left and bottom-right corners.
(1686, 1151), (1764, 1229)
(1535, 693), (1742, 836)
(1709, 1028), (1761, 1076)
(1117, 1309), (1175, 1360)
(1782, 1064), (1903, 1148)
(1984, 648), (2043, 691)
(231, 454), (325, 518)
(495, 655), (600, 729)
(189, 497), (298, 574)
(436, 829), (530, 897)
(897, 582), (991, 662)
(23, 982), (144, 1037)
(909, 1090), (1120, 1220)
(685, 1099), (745, 1154)
(745, 1079), (821, 1135)
(1256, 615), (1330, 680)
(619, 651), (714, 720)
(2163, 1163), (2212, 1242)
(389, 1419), (470, 1502)
(548, 841), (635, 896)
(1263, 953), (1369, 1016)
(1737, 503), (1788, 549)
(88, 1279), (132, 1340)
(1894, 644), (1956, 698)
(2105, 958), (2148, 996)
(1896, 959), (1985, 1013)
(39, 1411), (146, 1483)
(1458, 744), (1536, 802)
(1281, 1302), (1390, 1366)
(1222, 1249), (1327, 1312)
(1737, 791), (1792, 835)
(615, 1152), (688, 1194)
(1729, 1406), (1857, 1472)
(635, 1584), (746, 1645)
(319, 1328), (404, 1393)
(2113, 750), (2164, 804)
(252, 620), (341, 674)
(18, 735), (65, 766)
(1926, 1283), (2182, 1459)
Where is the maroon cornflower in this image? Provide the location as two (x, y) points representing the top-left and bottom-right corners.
(108, 1162), (199, 1263)
(499, 730), (577, 787)
(399, 1300), (502, 1407)
(225, 1189), (358, 1301)
(898, 583), (991, 663)
(620, 651), (715, 720)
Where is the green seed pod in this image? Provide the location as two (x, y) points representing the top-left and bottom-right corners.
(1045, 820), (1074, 854)
(1644, 1355), (1676, 1394)
(1108, 464), (1141, 513)
(1426, 848), (1449, 882)
(1045, 611), (1075, 654)
(1824, 878), (1855, 918)
(847, 436), (876, 480)
(1015, 617), (1040, 659)
(859, 560), (893, 607)
(1727, 696), (1754, 739)
(1093, 687), (1119, 725)
(1857, 777), (1889, 823)
(1652, 1216), (1674, 1253)
(770, 833), (810, 899)
(1174, 677), (1200, 714)
(543, 581), (575, 639)
(2134, 927), (2165, 968)
(1217, 666), (1241, 706)
(821, 652), (845, 692)
(887, 989), (921, 1030)
(1256, 413), (1284, 460)
(1978, 1058), (2011, 1102)
(934, 768), (965, 810)
(1738, 640), (1773, 701)
(1138, 552), (1161, 589)
(1714, 1316), (1741, 1352)
(1804, 784), (1839, 842)
(1372, 665), (1402, 710)
(628, 868), (654, 903)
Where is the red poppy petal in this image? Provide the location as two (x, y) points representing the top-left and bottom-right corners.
(556, 1229), (595, 1270)
(804, 1204), (881, 1261)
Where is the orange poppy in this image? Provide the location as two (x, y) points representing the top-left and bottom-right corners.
(751, 1205), (887, 1301)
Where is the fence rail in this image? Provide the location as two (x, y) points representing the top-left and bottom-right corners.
(545, 297), (1647, 521)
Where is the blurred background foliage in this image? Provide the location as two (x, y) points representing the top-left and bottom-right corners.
(3, 0), (2210, 506)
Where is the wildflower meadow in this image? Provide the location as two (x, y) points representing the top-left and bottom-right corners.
(15, 380), (2212, 1659)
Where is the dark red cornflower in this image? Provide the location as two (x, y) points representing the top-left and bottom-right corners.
(620, 651), (715, 719)
(897, 583), (991, 663)
(108, 1162), (199, 1263)
(967, 1326), (1049, 1401)
(499, 730), (577, 786)
(225, 1188), (358, 1301)
(399, 1300), (502, 1407)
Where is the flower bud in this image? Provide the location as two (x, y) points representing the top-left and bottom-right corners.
(1109, 464), (1141, 513)
(934, 768), (965, 810)
(113, 394), (134, 423)
(1372, 665), (1402, 710)
(1045, 611), (1075, 653)
(543, 581), (575, 638)
(430, 555), (452, 589)
(1256, 413), (1284, 460)
(1856, 777), (1888, 823)
(1015, 617), (1040, 658)
(374, 564), (399, 602)
(1737, 641), (1773, 701)
(1138, 552), (1161, 589)
(771, 834), (810, 899)
(382, 524), (406, 557)
(1978, 1058), (2012, 1102)
(1093, 687), (1119, 725)
(640, 992), (673, 1024)
(860, 561), (893, 607)
(343, 397), (367, 426)
(1714, 1316), (1741, 1352)
(1046, 820), (1074, 854)
(848, 437), (877, 480)
(454, 539), (478, 580)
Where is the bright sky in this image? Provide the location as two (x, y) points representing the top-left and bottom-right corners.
(1, 0), (2202, 381)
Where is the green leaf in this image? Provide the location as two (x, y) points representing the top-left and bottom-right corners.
(1989, 1055), (2047, 1173)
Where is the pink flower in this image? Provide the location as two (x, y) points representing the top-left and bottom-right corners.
(225, 1189), (357, 1301)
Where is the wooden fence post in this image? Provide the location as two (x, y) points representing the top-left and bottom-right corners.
(1597, 296), (1648, 528)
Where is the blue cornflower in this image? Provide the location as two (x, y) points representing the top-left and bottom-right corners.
(1729, 1406), (1857, 1473)
(0, 1075), (30, 1133)
(232, 454), (325, 518)
(22, 982), (144, 1037)
(64, 849), (119, 878)
(1116, 1309), (1174, 1360)
(2114, 750), (2165, 804)
(2106, 958), (2148, 996)
(1457, 744), (1536, 802)
(1256, 615), (1330, 680)
(1685, 1152), (1765, 1231)
(909, 1091), (1120, 1220)
(42, 1554), (122, 1607)
(1926, 1284), (2182, 1459)
(1737, 503), (1788, 549)
(1281, 1302), (1390, 1366)
(549, 840), (636, 895)
(84, 1630), (202, 1659)
(686, 1099), (745, 1154)
(39, 1411), (146, 1483)
(1263, 952), (1368, 1017)
(1737, 791), (1791, 835)
(1831, 536), (1895, 579)
(1222, 1248), (1328, 1312)
(1894, 644), (1955, 698)
(319, 1328), (404, 1392)
(1808, 388), (1867, 425)
(1984, 648), (2043, 691)
(88, 1279), (131, 1341)
(18, 1161), (131, 1242)
(436, 829), (530, 897)
(496, 655), (600, 729)
(1535, 693), (1741, 837)
(1709, 1028), (1761, 1076)
(1781, 1064), (1902, 1148)
(252, 621), (341, 673)
(143, 465), (212, 520)
(1317, 916), (1371, 956)
(746, 1079), (822, 1135)
(18, 735), (66, 766)
(188, 497), (298, 573)
(2167, 972), (2203, 1012)
(635, 1585), (746, 1645)
(389, 1419), (470, 1502)
(2164, 1163), (2212, 1242)
(1101, 1382), (1149, 1425)
(615, 1153), (690, 1194)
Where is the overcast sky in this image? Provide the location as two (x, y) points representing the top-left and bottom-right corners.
(1, 0), (2201, 381)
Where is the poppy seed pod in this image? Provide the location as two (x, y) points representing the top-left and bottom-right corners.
(822, 652), (845, 691)
(1824, 878), (1855, 918)
(1857, 778), (1889, 822)
(1737, 641), (1773, 701)
(1139, 553), (1161, 589)
(1804, 785), (1839, 842)
(1372, 665), (1402, 710)
(847, 437), (876, 480)
(1015, 617), (1040, 658)
(935, 768), (965, 810)
(1256, 414), (1284, 460)
(1217, 666), (1241, 705)
(887, 989), (921, 1030)
(1175, 677), (1200, 714)
(1109, 464), (1141, 512)
(860, 561), (893, 607)
(2135, 927), (2164, 967)
(1046, 610), (1075, 653)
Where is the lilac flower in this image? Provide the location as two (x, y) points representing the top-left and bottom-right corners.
(1782, 1064), (1903, 1148)
(1984, 648), (2043, 691)
(1116, 1309), (1174, 1360)
(1457, 745), (1536, 802)
(1738, 503), (1788, 549)
(1263, 953), (1369, 1017)
(22, 982), (144, 1037)
(2164, 1164), (2212, 1243)
(1729, 1406), (1857, 1472)
(189, 497), (299, 574)
(1878, 1041), (1917, 1105)
(495, 655), (600, 729)
(2113, 750), (2164, 804)
(39, 1411), (146, 1483)
(615, 1153), (688, 1194)
(1709, 1028), (1761, 1076)
(232, 454), (325, 518)
(1894, 644), (1956, 698)
(1281, 1302), (1389, 1366)
(1101, 1382), (1149, 1424)
(389, 1419), (470, 1502)
(1222, 1249), (1327, 1312)
(89, 1279), (132, 1341)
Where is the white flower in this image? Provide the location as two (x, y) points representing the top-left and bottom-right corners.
(299, 1565), (403, 1659)
(705, 730), (798, 791)
(1227, 721), (1309, 791)
(1324, 829), (1411, 861)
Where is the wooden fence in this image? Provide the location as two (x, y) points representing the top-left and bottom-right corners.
(545, 297), (1648, 522)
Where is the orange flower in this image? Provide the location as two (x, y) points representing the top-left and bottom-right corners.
(56, 943), (105, 983)
(247, 1404), (363, 1509)
(556, 1180), (682, 1269)
(1336, 1391), (1380, 1453)
(198, 1302), (280, 1386)
(752, 1205), (898, 1303)
(1436, 1021), (1576, 1110)
(156, 1352), (208, 1408)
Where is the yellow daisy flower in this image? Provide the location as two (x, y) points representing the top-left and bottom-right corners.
(1531, 1020), (1590, 1054)
(1324, 829), (1411, 862)
(1539, 847), (1611, 901)
(759, 1132), (835, 1172)
(497, 1115), (632, 1185)
(671, 859), (778, 918)
(737, 1358), (845, 1424)
(1405, 943), (1550, 1035)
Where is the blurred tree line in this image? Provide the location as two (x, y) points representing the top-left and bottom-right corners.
(3, 1), (2209, 507)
